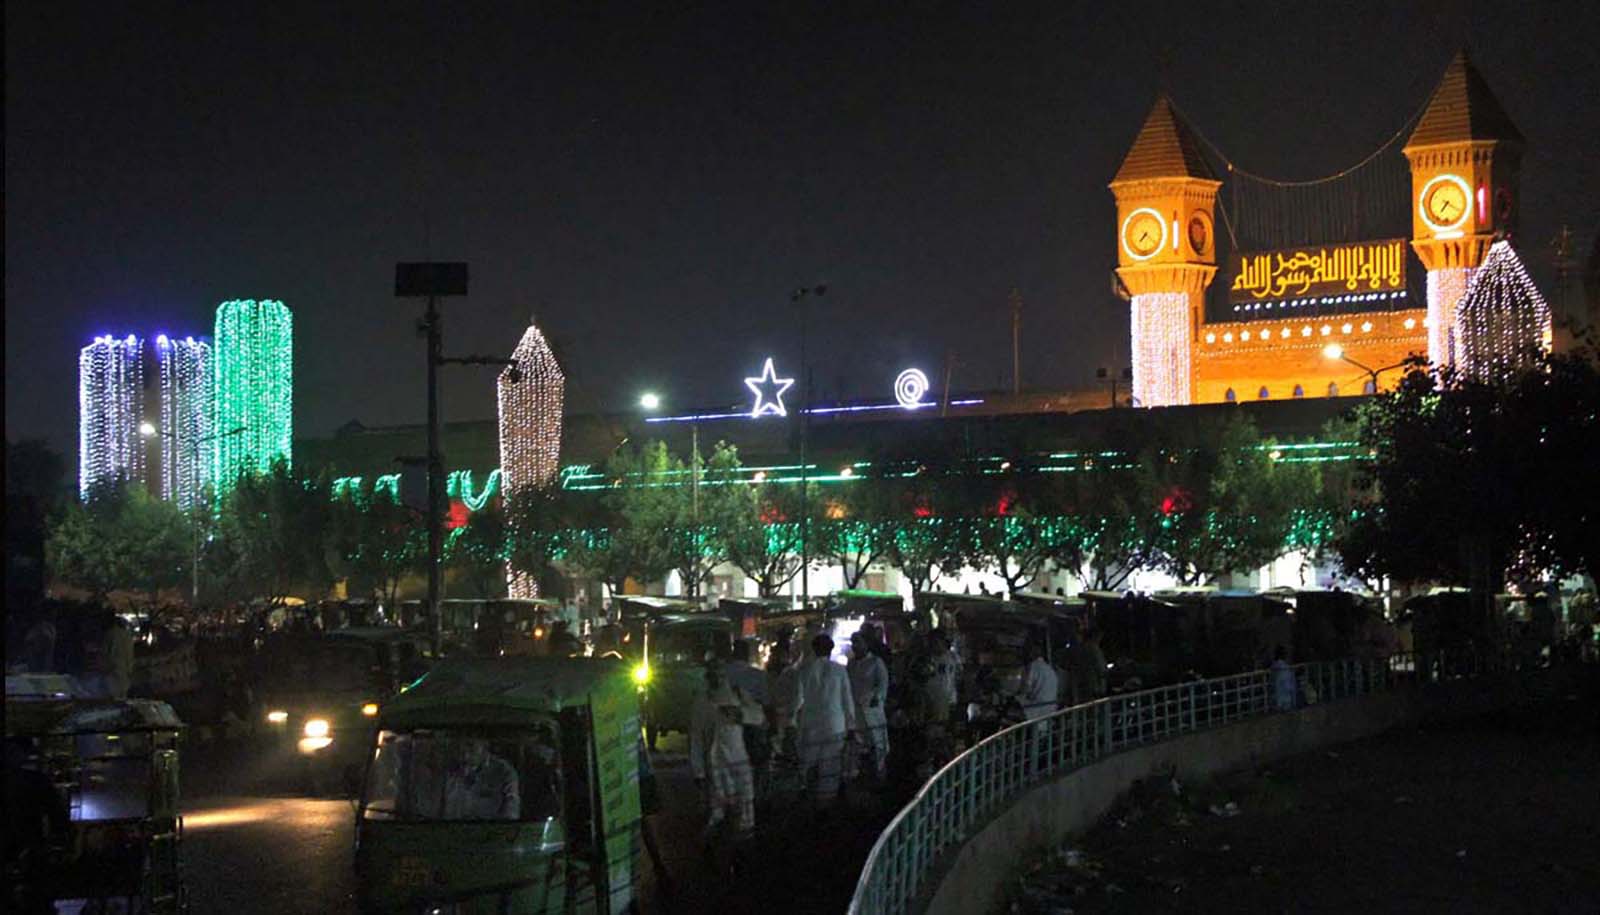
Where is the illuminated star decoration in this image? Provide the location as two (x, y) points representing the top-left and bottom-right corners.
(745, 357), (795, 418)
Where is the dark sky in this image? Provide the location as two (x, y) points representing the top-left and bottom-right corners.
(8, 1), (1598, 463)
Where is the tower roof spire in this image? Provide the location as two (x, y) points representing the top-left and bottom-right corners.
(1111, 94), (1215, 184)
(1406, 50), (1523, 149)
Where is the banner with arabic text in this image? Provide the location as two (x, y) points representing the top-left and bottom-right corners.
(1229, 239), (1407, 304)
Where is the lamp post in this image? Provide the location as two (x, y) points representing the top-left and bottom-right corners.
(791, 284), (826, 607)
(141, 421), (246, 605)
(640, 393), (699, 599)
(1321, 344), (1406, 393)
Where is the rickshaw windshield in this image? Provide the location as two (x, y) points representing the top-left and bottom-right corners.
(363, 725), (562, 824)
(961, 627), (1030, 669)
(652, 627), (725, 665)
(264, 641), (381, 692)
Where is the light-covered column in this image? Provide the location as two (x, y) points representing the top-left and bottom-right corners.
(1130, 291), (1192, 407)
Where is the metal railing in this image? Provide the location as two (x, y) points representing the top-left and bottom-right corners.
(847, 650), (1488, 915)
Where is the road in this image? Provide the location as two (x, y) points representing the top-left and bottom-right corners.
(180, 733), (901, 914)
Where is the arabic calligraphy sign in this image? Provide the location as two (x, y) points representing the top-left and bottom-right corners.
(1229, 239), (1407, 304)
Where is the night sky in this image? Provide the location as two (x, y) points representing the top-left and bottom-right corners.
(7, 1), (1598, 464)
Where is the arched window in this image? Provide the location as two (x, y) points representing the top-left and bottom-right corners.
(1257, 386), (1270, 400)
(1362, 378), (1377, 395)
(1327, 382), (1339, 397)
(1224, 387), (1237, 402)
(1292, 384), (1305, 398)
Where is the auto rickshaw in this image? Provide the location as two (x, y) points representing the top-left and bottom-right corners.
(354, 657), (644, 914)
(4, 674), (185, 913)
(620, 612), (733, 749)
(254, 627), (435, 793)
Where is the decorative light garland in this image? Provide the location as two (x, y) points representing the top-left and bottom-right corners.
(894, 368), (930, 408)
(155, 335), (213, 508)
(1456, 240), (1551, 381)
(1130, 291), (1192, 407)
(212, 299), (293, 494)
(1425, 267), (1473, 370)
(499, 323), (565, 598)
(78, 334), (146, 498)
(449, 468), (502, 511)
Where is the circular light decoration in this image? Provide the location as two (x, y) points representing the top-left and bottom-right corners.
(745, 357), (794, 417)
(1418, 174), (1473, 234)
(894, 368), (930, 409)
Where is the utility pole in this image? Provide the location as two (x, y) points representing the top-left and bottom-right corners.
(397, 263), (470, 656)
(792, 284), (825, 607)
(1009, 287), (1022, 396)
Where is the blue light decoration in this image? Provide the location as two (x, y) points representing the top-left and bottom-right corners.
(744, 357), (795, 417)
(78, 333), (146, 498)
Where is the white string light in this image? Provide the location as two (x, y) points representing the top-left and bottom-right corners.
(498, 323), (565, 598)
(1130, 292), (1192, 407)
(1457, 240), (1551, 381)
(155, 335), (213, 509)
(79, 334), (145, 498)
(1425, 267), (1473, 370)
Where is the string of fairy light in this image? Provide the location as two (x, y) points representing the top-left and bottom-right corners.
(213, 299), (293, 494)
(1130, 292), (1192, 407)
(78, 335), (146, 497)
(155, 335), (212, 508)
(1456, 240), (1551, 381)
(498, 323), (566, 597)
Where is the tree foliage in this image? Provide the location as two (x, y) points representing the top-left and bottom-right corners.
(212, 459), (334, 607)
(47, 480), (190, 601)
(331, 478), (423, 607)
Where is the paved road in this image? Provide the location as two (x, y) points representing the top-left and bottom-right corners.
(181, 733), (901, 914)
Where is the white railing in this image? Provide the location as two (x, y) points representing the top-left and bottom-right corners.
(848, 651), (1478, 915)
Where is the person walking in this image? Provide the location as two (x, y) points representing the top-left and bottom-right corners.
(690, 666), (756, 841)
(792, 634), (856, 809)
(1068, 629), (1107, 705)
(847, 632), (890, 781)
(1017, 641), (1059, 722)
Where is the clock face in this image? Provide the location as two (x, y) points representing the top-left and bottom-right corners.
(1187, 214), (1210, 255)
(1420, 174), (1471, 232)
(1122, 209), (1165, 260)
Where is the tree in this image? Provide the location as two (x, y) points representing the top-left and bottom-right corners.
(214, 459), (334, 607)
(8, 439), (67, 613)
(1142, 414), (1313, 585)
(725, 481), (808, 597)
(47, 480), (190, 603)
(1051, 456), (1162, 591)
(560, 449), (669, 598)
(949, 457), (1060, 595)
(875, 452), (964, 594)
(330, 478), (425, 608)
(446, 501), (510, 599)
(812, 480), (896, 590)
(1339, 343), (1600, 599)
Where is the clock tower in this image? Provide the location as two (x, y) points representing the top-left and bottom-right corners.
(1109, 95), (1221, 407)
(1403, 50), (1523, 370)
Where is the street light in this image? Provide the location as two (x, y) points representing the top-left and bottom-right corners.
(1322, 343), (1405, 393)
(639, 391), (700, 601)
(791, 284), (826, 607)
(141, 422), (247, 605)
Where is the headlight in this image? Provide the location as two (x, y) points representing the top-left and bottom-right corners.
(304, 718), (330, 738)
(632, 663), (651, 686)
(266, 710), (288, 724)
(361, 702), (379, 717)
(533, 627), (545, 639)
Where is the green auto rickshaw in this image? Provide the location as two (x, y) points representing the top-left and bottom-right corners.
(620, 612), (732, 750)
(354, 657), (644, 914)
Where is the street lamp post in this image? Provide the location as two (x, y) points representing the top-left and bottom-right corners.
(791, 285), (826, 607)
(1321, 344), (1407, 393)
(142, 422), (246, 605)
(640, 393), (699, 599)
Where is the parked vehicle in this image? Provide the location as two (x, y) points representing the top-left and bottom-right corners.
(355, 657), (646, 914)
(619, 612), (733, 749)
(5, 674), (185, 913)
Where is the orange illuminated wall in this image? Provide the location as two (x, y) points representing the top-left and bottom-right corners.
(1193, 308), (1427, 402)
